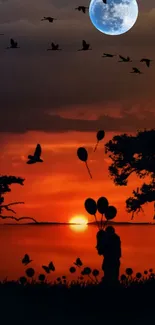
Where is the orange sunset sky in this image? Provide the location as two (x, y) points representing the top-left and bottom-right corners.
(0, 127), (154, 224)
(0, 1), (155, 223)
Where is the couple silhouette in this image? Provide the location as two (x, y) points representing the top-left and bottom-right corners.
(96, 226), (121, 285)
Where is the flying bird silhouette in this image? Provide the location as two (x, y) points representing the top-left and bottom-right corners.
(118, 55), (132, 62)
(102, 53), (116, 58)
(130, 67), (142, 74)
(102, 0), (107, 3)
(27, 144), (43, 164)
(22, 254), (33, 266)
(47, 42), (62, 51)
(6, 38), (20, 49)
(75, 6), (89, 13)
(78, 40), (92, 51)
(41, 17), (57, 23)
(140, 58), (153, 67)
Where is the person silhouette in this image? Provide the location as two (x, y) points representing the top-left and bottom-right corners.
(96, 229), (106, 256)
(103, 226), (121, 284)
(96, 226), (121, 285)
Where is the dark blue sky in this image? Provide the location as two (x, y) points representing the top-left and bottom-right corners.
(0, 0), (155, 134)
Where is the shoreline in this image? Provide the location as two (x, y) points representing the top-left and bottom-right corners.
(0, 221), (155, 226)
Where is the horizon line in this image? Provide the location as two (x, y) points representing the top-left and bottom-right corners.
(1, 221), (155, 226)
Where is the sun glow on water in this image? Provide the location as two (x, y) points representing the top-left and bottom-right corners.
(69, 215), (88, 232)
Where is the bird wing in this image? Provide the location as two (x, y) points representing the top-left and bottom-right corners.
(51, 42), (55, 48)
(146, 60), (150, 67)
(133, 67), (139, 72)
(27, 160), (36, 164)
(34, 144), (41, 158)
(82, 40), (87, 47)
(82, 7), (85, 13)
(119, 55), (125, 60)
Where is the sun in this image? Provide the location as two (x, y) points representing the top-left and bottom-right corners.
(69, 215), (88, 232)
(69, 215), (88, 225)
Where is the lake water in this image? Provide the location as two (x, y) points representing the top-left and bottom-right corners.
(0, 224), (155, 281)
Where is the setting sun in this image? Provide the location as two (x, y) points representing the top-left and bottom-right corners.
(69, 215), (88, 225)
(69, 215), (88, 232)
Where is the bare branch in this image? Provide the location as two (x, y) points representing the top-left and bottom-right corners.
(0, 202), (24, 214)
(0, 215), (38, 224)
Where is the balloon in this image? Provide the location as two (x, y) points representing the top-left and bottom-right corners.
(97, 197), (109, 214)
(77, 147), (88, 162)
(77, 147), (92, 179)
(104, 206), (117, 220)
(94, 130), (105, 152)
(84, 198), (97, 215)
(97, 130), (105, 141)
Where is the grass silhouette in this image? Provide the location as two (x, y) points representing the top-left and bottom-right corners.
(0, 256), (155, 323)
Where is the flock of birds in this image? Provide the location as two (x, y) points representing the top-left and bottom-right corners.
(0, 4), (153, 74)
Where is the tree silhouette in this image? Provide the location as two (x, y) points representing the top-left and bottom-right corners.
(105, 129), (155, 219)
(0, 175), (38, 223)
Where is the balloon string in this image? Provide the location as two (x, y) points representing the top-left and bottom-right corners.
(103, 220), (108, 230)
(94, 141), (99, 152)
(85, 162), (92, 179)
(94, 214), (100, 230)
(101, 214), (104, 229)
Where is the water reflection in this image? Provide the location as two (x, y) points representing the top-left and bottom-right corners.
(69, 224), (88, 232)
(1, 225), (155, 281)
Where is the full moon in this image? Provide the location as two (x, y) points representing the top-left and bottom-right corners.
(89, 0), (139, 36)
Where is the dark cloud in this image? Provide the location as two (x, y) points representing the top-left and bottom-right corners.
(0, 0), (155, 133)
(1, 108), (155, 133)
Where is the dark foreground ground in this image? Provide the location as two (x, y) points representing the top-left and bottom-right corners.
(1, 275), (155, 325)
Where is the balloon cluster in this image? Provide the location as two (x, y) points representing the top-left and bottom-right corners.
(77, 130), (105, 179)
(84, 196), (117, 229)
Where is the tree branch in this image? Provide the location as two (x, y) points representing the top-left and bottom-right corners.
(0, 202), (24, 214)
(0, 215), (38, 224)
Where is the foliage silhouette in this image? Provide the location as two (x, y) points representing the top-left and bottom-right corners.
(69, 266), (76, 273)
(105, 129), (155, 219)
(0, 254), (153, 323)
(0, 175), (38, 223)
(38, 274), (46, 282)
(25, 267), (35, 278)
